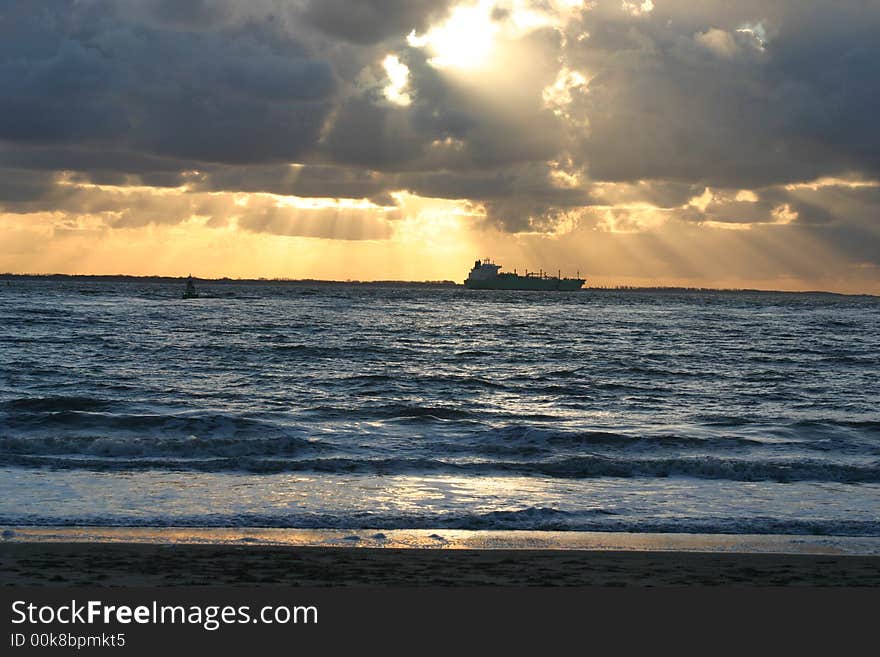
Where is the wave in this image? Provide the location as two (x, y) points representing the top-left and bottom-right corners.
(2, 396), (115, 413)
(269, 344), (418, 358)
(1, 407), (300, 438)
(452, 349), (493, 358)
(428, 427), (763, 459)
(443, 422), (874, 458)
(791, 419), (880, 434)
(4, 393), (877, 468)
(376, 404), (475, 420)
(469, 425), (760, 450)
(2, 453), (877, 483)
(2, 509), (879, 536)
(298, 404), (481, 422)
(0, 434), (321, 458)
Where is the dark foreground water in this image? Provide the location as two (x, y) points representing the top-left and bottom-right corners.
(1, 278), (878, 536)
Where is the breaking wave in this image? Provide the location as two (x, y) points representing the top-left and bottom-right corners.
(1, 451), (877, 483)
(2, 509), (879, 536)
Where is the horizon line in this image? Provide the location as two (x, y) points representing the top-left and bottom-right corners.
(1, 272), (875, 298)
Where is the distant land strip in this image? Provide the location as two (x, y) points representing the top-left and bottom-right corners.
(0, 273), (873, 297)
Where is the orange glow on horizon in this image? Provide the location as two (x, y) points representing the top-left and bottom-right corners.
(1, 205), (877, 295)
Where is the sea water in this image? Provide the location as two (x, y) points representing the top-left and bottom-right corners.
(1, 278), (878, 538)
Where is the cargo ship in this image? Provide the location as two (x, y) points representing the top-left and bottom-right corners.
(464, 259), (585, 291)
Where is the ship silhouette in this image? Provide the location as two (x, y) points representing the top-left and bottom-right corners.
(464, 259), (585, 290)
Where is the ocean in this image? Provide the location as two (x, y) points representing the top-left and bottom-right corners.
(1, 278), (878, 541)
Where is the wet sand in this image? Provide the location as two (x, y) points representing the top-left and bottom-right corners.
(3, 542), (879, 587)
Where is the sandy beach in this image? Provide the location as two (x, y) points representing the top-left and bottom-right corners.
(3, 542), (879, 587)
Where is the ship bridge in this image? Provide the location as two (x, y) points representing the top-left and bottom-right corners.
(468, 259), (502, 281)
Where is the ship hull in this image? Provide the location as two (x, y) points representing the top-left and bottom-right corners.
(465, 275), (584, 291)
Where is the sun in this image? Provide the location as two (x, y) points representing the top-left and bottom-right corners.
(407, 1), (499, 70)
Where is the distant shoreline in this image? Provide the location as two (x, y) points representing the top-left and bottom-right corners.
(0, 273), (874, 297)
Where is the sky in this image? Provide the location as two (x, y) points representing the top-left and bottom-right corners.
(1, 0), (878, 292)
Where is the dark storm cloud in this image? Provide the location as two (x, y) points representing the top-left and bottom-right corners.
(0, 0), (878, 253)
(134, 0), (235, 30)
(584, 181), (703, 209)
(0, 143), (201, 177)
(573, 0), (880, 187)
(667, 182), (880, 235)
(0, 167), (192, 222)
(0, 169), (59, 204)
(311, 23), (572, 230)
(302, 0), (452, 45)
(0, 0), (335, 165)
(781, 185), (880, 229)
(398, 166), (585, 206)
(193, 164), (392, 199)
(323, 96), (429, 170)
